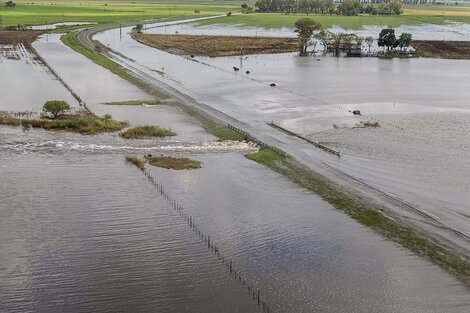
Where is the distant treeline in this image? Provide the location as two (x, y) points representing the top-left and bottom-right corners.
(254, 0), (403, 15)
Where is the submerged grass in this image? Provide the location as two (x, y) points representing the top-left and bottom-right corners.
(104, 100), (161, 106)
(245, 149), (470, 284)
(354, 121), (381, 128)
(145, 155), (201, 170)
(120, 125), (176, 139)
(125, 156), (146, 170)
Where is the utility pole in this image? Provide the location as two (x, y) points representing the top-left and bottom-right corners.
(0, 15), (3, 31)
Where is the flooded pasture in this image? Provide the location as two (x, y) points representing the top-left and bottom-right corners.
(151, 20), (470, 41)
(1, 126), (469, 313)
(95, 22), (470, 239)
(0, 44), (77, 111)
(1, 17), (470, 313)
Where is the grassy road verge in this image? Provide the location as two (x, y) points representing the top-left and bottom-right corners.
(245, 149), (470, 285)
(60, 30), (244, 141)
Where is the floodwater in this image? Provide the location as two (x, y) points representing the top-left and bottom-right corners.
(151, 19), (470, 40)
(31, 22), (97, 30)
(0, 44), (77, 112)
(1, 126), (469, 313)
(1, 18), (470, 313)
(95, 21), (470, 239)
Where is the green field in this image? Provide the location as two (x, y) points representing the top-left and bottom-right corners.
(198, 5), (470, 29)
(0, 0), (243, 27)
(2, 2), (470, 29)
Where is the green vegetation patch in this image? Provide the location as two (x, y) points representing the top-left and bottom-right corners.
(354, 121), (381, 128)
(145, 155), (201, 170)
(120, 125), (176, 139)
(0, 1), (239, 27)
(21, 116), (129, 135)
(245, 148), (286, 164)
(202, 121), (247, 141)
(245, 148), (470, 284)
(104, 100), (161, 106)
(198, 12), (470, 30)
(125, 155), (145, 170)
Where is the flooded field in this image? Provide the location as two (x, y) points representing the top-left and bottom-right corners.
(95, 21), (470, 240)
(1, 126), (469, 312)
(153, 20), (470, 41)
(0, 44), (77, 111)
(1, 16), (470, 313)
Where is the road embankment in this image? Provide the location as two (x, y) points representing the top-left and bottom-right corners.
(132, 33), (299, 57)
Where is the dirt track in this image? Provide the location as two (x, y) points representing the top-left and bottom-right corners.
(133, 33), (299, 57)
(413, 40), (470, 59)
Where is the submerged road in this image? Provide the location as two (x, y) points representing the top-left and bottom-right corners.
(74, 18), (470, 260)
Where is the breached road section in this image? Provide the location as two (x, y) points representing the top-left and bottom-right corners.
(71, 18), (470, 283)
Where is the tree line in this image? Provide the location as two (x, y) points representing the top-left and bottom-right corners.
(253, 0), (402, 16)
(294, 17), (412, 56)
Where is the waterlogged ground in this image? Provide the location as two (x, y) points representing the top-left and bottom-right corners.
(1, 127), (469, 313)
(152, 20), (470, 41)
(0, 44), (77, 111)
(1, 18), (470, 313)
(95, 22), (470, 239)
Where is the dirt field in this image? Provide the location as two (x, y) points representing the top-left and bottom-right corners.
(413, 40), (470, 59)
(0, 31), (43, 44)
(133, 33), (299, 57)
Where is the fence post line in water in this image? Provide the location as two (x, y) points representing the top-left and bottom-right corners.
(131, 166), (278, 313)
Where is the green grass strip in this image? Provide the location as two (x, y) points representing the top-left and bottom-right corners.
(245, 149), (470, 285)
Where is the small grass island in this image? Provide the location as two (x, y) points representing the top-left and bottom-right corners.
(145, 155), (201, 170)
(120, 125), (176, 139)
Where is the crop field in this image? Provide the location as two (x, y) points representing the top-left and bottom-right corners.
(198, 5), (470, 29)
(0, 0), (243, 27)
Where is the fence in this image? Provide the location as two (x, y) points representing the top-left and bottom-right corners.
(26, 43), (92, 114)
(133, 165), (274, 313)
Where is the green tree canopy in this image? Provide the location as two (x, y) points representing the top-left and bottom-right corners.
(378, 29), (397, 50)
(43, 100), (71, 119)
(398, 33), (412, 49)
(5, 1), (16, 8)
(294, 18), (321, 56)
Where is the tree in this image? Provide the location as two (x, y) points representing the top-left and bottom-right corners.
(337, 0), (362, 16)
(386, 0), (402, 15)
(398, 32), (412, 50)
(5, 1), (16, 8)
(133, 24), (143, 33)
(314, 30), (332, 52)
(294, 18), (321, 56)
(377, 28), (397, 51)
(43, 101), (71, 119)
(365, 36), (374, 55)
